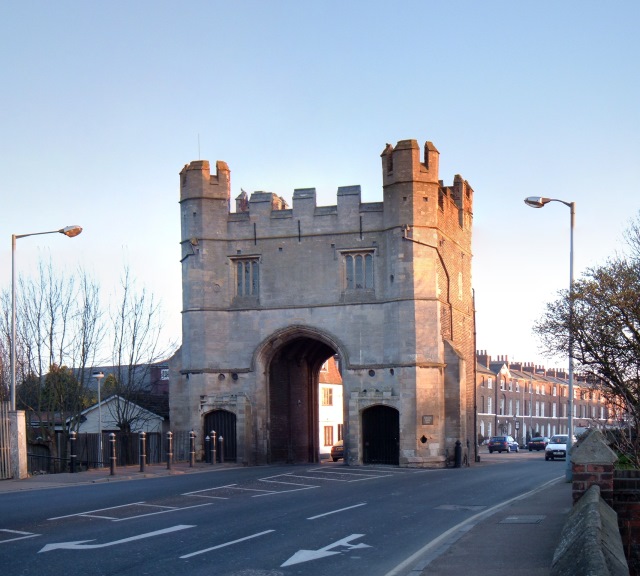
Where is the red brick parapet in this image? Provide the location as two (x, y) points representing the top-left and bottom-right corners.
(571, 429), (618, 505)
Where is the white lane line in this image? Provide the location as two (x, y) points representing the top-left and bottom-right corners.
(112, 502), (213, 522)
(307, 502), (367, 520)
(253, 486), (319, 497)
(183, 484), (237, 495)
(384, 476), (564, 576)
(187, 494), (229, 500)
(49, 502), (145, 521)
(179, 530), (275, 559)
(0, 529), (40, 544)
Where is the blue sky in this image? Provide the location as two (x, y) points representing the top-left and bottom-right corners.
(1, 2), (639, 366)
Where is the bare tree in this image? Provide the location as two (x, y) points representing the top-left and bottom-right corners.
(105, 266), (171, 433)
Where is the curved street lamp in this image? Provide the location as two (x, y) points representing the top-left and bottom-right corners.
(10, 225), (83, 411)
(524, 196), (575, 482)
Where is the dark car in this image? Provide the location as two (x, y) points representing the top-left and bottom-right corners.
(528, 436), (550, 451)
(330, 440), (344, 461)
(488, 435), (519, 453)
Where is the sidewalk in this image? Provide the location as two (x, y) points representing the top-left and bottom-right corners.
(410, 478), (571, 576)
(0, 461), (234, 492)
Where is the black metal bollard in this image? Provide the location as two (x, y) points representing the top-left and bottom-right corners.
(189, 430), (196, 467)
(454, 440), (462, 468)
(139, 432), (146, 473)
(109, 433), (116, 476)
(69, 431), (77, 473)
(219, 436), (224, 464)
(166, 431), (173, 470)
(210, 430), (217, 465)
(205, 435), (210, 463)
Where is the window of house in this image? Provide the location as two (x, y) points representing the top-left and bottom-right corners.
(508, 399), (512, 415)
(553, 385), (557, 397)
(160, 369), (169, 380)
(500, 397), (505, 415)
(487, 378), (493, 389)
(515, 381), (520, 393)
(337, 424), (343, 441)
(323, 426), (334, 446)
(344, 251), (374, 290)
(487, 397), (492, 414)
(516, 399), (520, 416)
(508, 380), (513, 392)
(320, 361), (329, 372)
(234, 258), (260, 297)
(321, 387), (333, 406)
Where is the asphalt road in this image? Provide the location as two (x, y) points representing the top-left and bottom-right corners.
(0, 451), (563, 576)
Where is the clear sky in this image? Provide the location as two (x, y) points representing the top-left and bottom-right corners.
(1, 2), (639, 367)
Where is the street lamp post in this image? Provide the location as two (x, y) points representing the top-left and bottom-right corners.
(93, 371), (105, 467)
(10, 225), (83, 411)
(524, 196), (575, 482)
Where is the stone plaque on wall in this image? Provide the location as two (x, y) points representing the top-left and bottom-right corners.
(422, 415), (434, 425)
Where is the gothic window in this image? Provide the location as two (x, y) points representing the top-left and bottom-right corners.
(344, 251), (374, 290)
(234, 258), (260, 297)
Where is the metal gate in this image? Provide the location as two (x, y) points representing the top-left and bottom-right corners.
(362, 405), (399, 465)
(0, 402), (11, 479)
(203, 410), (237, 462)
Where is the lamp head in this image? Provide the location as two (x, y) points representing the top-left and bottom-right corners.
(524, 197), (551, 208)
(61, 225), (83, 238)
(93, 371), (104, 380)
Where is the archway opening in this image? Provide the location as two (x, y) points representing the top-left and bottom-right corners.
(268, 336), (336, 463)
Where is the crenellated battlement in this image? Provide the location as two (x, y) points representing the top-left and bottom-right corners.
(179, 139), (472, 243)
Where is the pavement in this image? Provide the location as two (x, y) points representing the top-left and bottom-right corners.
(0, 461), (571, 575)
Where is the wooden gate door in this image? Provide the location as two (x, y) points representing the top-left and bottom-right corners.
(203, 410), (237, 462)
(362, 405), (399, 465)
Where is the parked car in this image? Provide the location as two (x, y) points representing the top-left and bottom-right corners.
(545, 435), (576, 460)
(330, 440), (344, 461)
(488, 435), (519, 453)
(528, 436), (550, 451)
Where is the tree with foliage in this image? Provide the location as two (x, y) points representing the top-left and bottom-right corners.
(533, 212), (640, 466)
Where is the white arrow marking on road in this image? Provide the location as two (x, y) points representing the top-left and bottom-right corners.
(38, 524), (194, 553)
(281, 533), (371, 567)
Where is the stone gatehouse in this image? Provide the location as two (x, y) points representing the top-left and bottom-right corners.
(169, 138), (476, 467)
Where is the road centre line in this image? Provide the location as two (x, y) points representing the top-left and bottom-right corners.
(307, 503), (367, 520)
(48, 502), (145, 521)
(179, 529), (276, 559)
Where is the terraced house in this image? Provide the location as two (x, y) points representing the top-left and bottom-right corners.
(475, 351), (612, 446)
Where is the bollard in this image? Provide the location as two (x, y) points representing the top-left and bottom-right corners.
(109, 433), (116, 476)
(166, 431), (173, 470)
(189, 430), (196, 467)
(211, 430), (217, 465)
(139, 432), (146, 473)
(205, 435), (210, 464)
(454, 440), (462, 468)
(69, 431), (77, 473)
(219, 436), (224, 464)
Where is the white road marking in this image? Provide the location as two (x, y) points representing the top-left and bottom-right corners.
(48, 502), (145, 521)
(0, 529), (40, 544)
(39, 524), (195, 553)
(112, 502), (213, 521)
(179, 530), (275, 559)
(307, 502), (367, 520)
(281, 533), (371, 567)
(384, 476), (564, 576)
